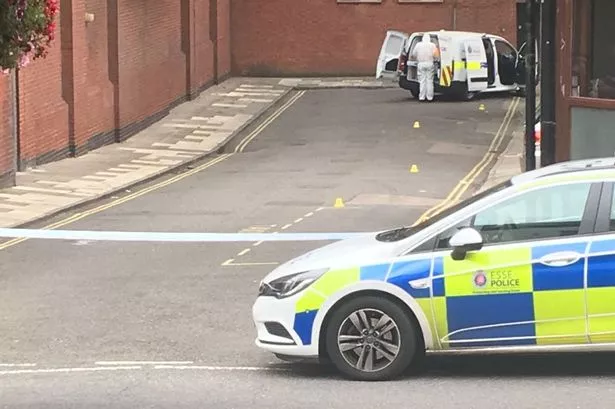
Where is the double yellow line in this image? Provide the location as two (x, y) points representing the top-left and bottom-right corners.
(0, 91), (307, 252)
(235, 91), (306, 153)
(413, 96), (521, 226)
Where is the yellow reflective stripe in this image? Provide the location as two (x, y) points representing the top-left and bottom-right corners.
(295, 289), (327, 313)
(294, 267), (360, 313)
(452, 60), (465, 71)
(311, 267), (359, 297)
(466, 61), (482, 70)
(587, 287), (615, 343)
(533, 290), (586, 345)
(430, 297), (449, 349)
(442, 248), (533, 297)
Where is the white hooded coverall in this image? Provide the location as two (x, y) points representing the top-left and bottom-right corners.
(412, 34), (438, 101)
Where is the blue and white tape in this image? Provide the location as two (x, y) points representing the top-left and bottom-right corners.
(0, 228), (372, 242)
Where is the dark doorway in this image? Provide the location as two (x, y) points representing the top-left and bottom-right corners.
(482, 38), (496, 86)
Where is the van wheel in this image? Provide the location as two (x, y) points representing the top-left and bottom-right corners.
(324, 295), (419, 381)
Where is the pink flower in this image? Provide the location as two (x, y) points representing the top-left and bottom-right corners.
(18, 53), (30, 68)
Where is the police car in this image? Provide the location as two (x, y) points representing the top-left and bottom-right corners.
(253, 158), (615, 381)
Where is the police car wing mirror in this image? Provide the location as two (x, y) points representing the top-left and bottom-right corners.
(449, 228), (483, 261)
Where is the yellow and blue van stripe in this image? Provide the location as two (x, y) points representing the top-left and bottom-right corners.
(292, 237), (615, 348)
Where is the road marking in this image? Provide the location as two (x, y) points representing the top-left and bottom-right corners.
(0, 366), (142, 376)
(0, 154), (233, 251)
(240, 84), (274, 88)
(154, 365), (290, 372)
(235, 91), (306, 153)
(221, 205), (326, 267)
(212, 103), (249, 108)
(413, 97), (520, 225)
(0, 363), (37, 367)
(221, 261), (279, 266)
(95, 361), (194, 366)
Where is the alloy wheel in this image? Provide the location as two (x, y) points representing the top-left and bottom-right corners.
(336, 308), (401, 373)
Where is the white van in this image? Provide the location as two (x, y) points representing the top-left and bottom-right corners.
(376, 30), (532, 100)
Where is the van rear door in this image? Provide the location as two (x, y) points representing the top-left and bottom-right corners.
(437, 34), (454, 88)
(464, 36), (489, 92)
(376, 30), (409, 79)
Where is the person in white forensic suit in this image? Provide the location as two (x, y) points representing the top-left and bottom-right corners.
(411, 33), (440, 101)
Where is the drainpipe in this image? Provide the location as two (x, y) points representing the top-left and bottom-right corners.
(451, 0), (458, 30)
(540, 0), (556, 166)
(210, 0), (219, 84)
(524, 0), (537, 171)
(10, 69), (20, 177)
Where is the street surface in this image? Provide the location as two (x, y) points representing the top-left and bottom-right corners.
(2, 89), (608, 409)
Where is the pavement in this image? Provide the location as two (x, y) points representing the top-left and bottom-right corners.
(0, 85), (580, 409)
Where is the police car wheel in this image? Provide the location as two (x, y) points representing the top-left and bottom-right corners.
(325, 295), (417, 381)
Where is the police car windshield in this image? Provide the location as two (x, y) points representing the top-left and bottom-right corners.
(376, 179), (512, 242)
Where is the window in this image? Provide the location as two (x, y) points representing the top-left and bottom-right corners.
(494, 40), (518, 86)
(473, 183), (592, 245)
(435, 183), (592, 248)
(571, 0), (615, 99)
(495, 40), (516, 59)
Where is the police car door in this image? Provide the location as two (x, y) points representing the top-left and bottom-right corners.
(430, 181), (599, 349)
(586, 181), (615, 344)
(376, 30), (409, 79)
(463, 36), (489, 92)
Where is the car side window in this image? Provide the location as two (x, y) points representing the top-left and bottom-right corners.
(471, 182), (592, 245)
(609, 187), (615, 231)
(495, 40), (517, 59)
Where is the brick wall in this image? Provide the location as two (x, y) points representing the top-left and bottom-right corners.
(73, 0), (115, 153)
(217, 0), (232, 80)
(18, 21), (69, 167)
(191, 0), (215, 94)
(0, 75), (14, 188)
(115, 1), (187, 138)
(0, 0), (228, 173)
(231, 0), (517, 76)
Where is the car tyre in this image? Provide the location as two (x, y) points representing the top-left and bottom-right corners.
(325, 295), (419, 381)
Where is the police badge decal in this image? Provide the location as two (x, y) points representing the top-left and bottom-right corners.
(473, 270), (488, 289)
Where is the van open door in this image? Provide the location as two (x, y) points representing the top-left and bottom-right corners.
(463, 37), (489, 92)
(376, 30), (409, 79)
(516, 40), (539, 87)
(437, 34), (454, 88)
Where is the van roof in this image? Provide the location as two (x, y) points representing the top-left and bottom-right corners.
(421, 30), (496, 38)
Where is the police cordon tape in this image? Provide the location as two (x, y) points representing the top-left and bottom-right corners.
(0, 228), (372, 242)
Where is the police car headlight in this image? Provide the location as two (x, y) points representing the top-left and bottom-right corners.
(259, 268), (329, 299)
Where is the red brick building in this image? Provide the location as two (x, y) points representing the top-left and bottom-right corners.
(0, 0), (517, 188)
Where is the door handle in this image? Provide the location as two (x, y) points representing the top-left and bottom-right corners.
(538, 251), (582, 267)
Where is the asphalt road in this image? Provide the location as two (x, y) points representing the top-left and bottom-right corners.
(2, 88), (604, 409)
